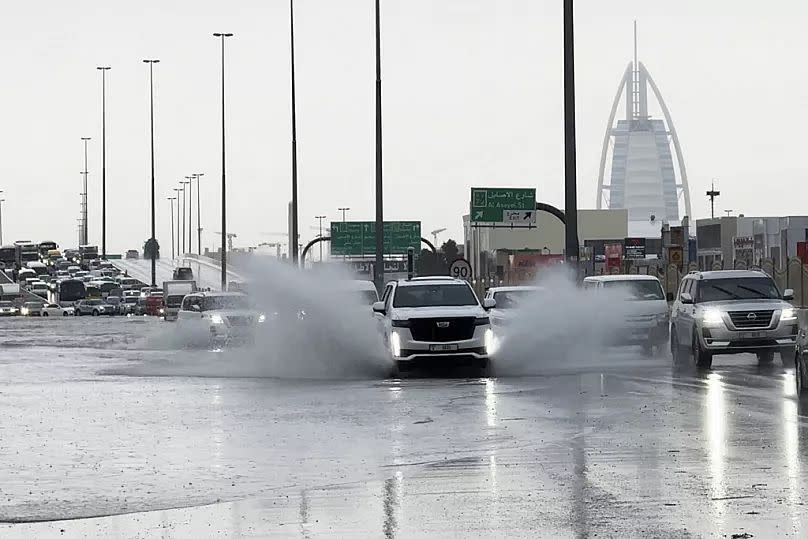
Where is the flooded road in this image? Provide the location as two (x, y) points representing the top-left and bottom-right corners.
(1, 317), (807, 537)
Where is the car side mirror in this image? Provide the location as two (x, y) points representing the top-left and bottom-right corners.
(680, 292), (693, 305)
(666, 292), (674, 302)
(372, 301), (386, 314)
(784, 289), (795, 301)
(482, 298), (496, 310)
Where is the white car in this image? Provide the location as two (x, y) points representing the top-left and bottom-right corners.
(41, 303), (75, 317)
(373, 276), (496, 372)
(176, 292), (265, 346)
(29, 282), (50, 298)
(582, 274), (671, 354)
(484, 285), (544, 328)
(0, 301), (19, 316)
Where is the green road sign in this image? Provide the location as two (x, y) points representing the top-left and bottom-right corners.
(470, 187), (536, 223)
(331, 221), (421, 257)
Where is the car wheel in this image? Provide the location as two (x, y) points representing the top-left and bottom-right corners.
(692, 332), (712, 369)
(62, 312), (68, 317)
(42, 312), (49, 317)
(757, 351), (775, 365)
(796, 354), (804, 397)
(92, 310), (99, 317)
(76, 310), (82, 316)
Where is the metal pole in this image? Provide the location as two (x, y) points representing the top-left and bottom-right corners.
(143, 59), (159, 287)
(315, 215), (326, 262)
(373, 0), (384, 291)
(81, 137), (91, 246)
(213, 33), (233, 290)
(0, 198), (4, 245)
(168, 197), (175, 259)
(173, 188), (181, 258)
(289, 0), (299, 264)
(97, 66), (110, 259)
(563, 0), (579, 270)
(195, 173), (204, 255)
(180, 182), (187, 254)
(185, 176), (193, 253)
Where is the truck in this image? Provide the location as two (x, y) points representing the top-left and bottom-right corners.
(79, 245), (99, 269)
(0, 283), (20, 300)
(163, 280), (197, 321)
(15, 243), (39, 270)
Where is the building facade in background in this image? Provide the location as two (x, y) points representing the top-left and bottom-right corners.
(596, 36), (692, 238)
(695, 216), (808, 269)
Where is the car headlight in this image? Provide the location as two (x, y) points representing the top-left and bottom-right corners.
(211, 314), (224, 325)
(158, 308), (165, 315)
(701, 309), (724, 327)
(484, 328), (496, 355)
(21, 308), (29, 316)
(390, 331), (401, 357)
(258, 313), (266, 323)
(782, 308), (797, 321)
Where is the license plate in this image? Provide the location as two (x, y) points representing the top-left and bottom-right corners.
(430, 344), (458, 352)
(741, 331), (764, 339)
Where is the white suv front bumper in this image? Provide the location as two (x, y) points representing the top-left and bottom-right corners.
(390, 325), (493, 363)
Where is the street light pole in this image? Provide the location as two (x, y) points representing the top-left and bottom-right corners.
(213, 33), (233, 290)
(173, 187), (181, 257)
(143, 59), (160, 287)
(315, 215), (326, 261)
(168, 197), (176, 259)
(179, 180), (189, 255)
(563, 0), (579, 268)
(194, 173), (204, 255)
(338, 207), (350, 223)
(373, 0), (385, 292)
(185, 175), (193, 252)
(97, 66), (111, 259)
(0, 197), (5, 245)
(80, 137), (91, 246)
(289, 0), (300, 265)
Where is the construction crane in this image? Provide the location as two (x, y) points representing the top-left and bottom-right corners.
(214, 231), (237, 252)
(256, 241), (284, 258)
(430, 227), (447, 246)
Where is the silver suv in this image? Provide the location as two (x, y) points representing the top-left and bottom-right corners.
(670, 270), (797, 368)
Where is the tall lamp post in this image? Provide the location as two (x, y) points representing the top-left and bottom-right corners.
(143, 59), (160, 286)
(185, 175), (194, 251)
(0, 195), (5, 245)
(173, 187), (182, 257)
(97, 66), (111, 259)
(338, 207), (350, 223)
(373, 0), (384, 292)
(289, 0), (299, 265)
(179, 180), (189, 255)
(194, 173), (204, 255)
(80, 137), (91, 246)
(315, 215), (327, 261)
(563, 0), (579, 268)
(213, 32), (233, 290)
(167, 196), (176, 259)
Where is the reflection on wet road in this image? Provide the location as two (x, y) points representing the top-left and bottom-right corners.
(1, 318), (807, 537)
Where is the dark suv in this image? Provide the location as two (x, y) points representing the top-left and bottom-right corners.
(670, 270), (797, 368)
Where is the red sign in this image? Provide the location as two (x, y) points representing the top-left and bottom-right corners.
(798, 241), (808, 264)
(605, 243), (622, 271)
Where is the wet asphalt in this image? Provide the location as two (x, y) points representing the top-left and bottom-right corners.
(1, 317), (807, 538)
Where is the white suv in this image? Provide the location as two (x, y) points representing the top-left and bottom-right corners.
(373, 277), (496, 372)
(177, 291), (265, 347)
(670, 270), (797, 368)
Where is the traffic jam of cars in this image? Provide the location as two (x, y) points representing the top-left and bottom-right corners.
(3, 239), (808, 391)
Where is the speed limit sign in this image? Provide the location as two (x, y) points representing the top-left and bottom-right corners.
(449, 258), (472, 281)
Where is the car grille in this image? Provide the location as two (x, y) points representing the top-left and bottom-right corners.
(728, 310), (774, 329)
(227, 315), (253, 327)
(626, 314), (656, 324)
(409, 317), (476, 342)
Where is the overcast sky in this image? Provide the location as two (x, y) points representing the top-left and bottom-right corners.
(1, 1), (806, 254)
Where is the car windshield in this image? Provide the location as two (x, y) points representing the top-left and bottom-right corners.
(603, 280), (665, 300)
(201, 296), (250, 311)
(492, 290), (535, 309)
(698, 278), (781, 302)
(393, 284), (478, 308)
